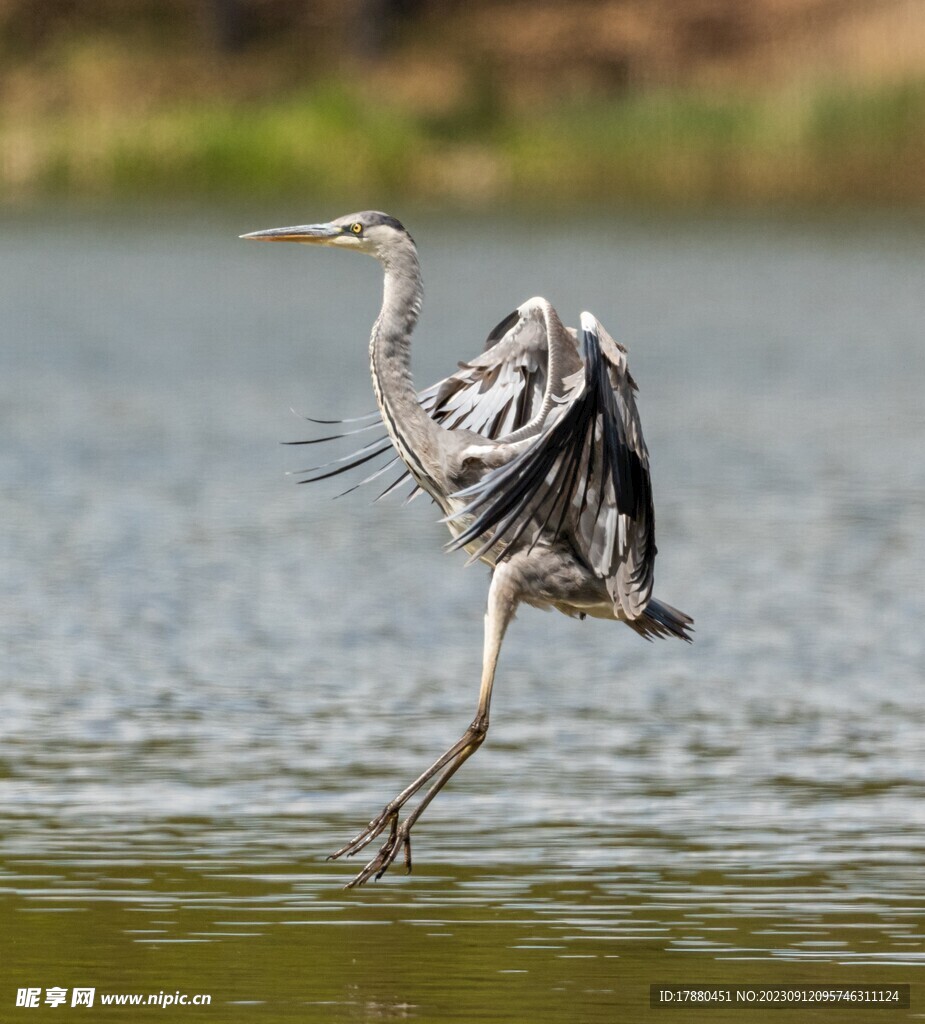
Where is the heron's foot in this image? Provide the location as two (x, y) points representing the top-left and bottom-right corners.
(339, 817), (414, 889)
(328, 804), (401, 863)
(327, 716), (490, 888)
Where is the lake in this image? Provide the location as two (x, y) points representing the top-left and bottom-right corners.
(0, 205), (923, 1021)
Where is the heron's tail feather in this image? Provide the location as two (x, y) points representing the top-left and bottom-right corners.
(627, 599), (693, 643)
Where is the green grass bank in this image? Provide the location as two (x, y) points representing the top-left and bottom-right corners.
(3, 36), (924, 209)
(5, 78), (925, 208)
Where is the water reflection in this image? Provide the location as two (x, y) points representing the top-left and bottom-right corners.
(0, 207), (923, 1020)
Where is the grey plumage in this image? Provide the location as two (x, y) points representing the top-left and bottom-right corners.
(242, 211), (692, 887)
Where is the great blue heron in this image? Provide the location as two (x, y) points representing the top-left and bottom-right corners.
(242, 211), (692, 887)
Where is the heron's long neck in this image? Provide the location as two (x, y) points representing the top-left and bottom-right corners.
(369, 248), (447, 493)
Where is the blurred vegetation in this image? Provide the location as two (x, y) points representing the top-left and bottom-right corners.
(1, 0), (924, 207)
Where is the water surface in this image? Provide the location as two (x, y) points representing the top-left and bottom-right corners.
(1, 206), (923, 1020)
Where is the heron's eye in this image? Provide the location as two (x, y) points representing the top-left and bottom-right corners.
(350, 222), (363, 235)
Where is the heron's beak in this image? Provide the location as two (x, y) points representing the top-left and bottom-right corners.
(239, 224), (343, 244)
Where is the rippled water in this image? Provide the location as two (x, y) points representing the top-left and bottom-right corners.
(1, 206), (923, 1020)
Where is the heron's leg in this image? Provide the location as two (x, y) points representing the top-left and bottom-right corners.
(330, 562), (519, 886)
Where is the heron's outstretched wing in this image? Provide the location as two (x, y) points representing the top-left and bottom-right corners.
(289, 302), (581, 498)
(447, 313), (657, 621)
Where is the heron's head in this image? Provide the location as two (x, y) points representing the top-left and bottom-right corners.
(240, 211), (414, 263)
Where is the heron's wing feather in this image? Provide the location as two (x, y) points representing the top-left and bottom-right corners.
(291, 304), (579, 496)
(447, 313), (656, 620)
(422, 304), (570, 438)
